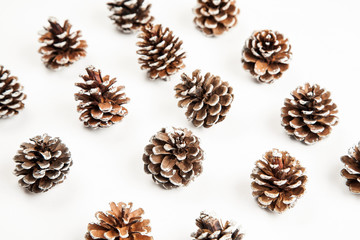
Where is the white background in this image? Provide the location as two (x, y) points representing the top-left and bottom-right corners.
(1, 0), (360, 239)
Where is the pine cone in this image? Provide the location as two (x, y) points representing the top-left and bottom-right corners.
(137, 24), (186, 80)
(192, 212), (244, 240)
(175, 70), (233, 128)
(0, 65), (26, 118)
(194, 0), (240, 36)
(86, 202), (152, 240)
(107, 0), (154, 33)
(251, 149), (307, 213)
(13, 134), (72, 193)
(38, 17), (87, 69)
(143, 127), (204, 189)
(341, 143), (360, 194)
(75, 67), (130, 129)
(281, 83), (338, 145)
(242, 30), (292, 83)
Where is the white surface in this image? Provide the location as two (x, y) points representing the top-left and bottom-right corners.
(0, 0), (360, 239)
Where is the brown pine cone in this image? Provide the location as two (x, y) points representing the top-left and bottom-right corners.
(137, 24), (186, 80)
(242, 30), (292, 83)
(85, 202), (152, 240)
(251, 149), (307, 213)
(281, 83), (338, 145)
(143, 127), (204, 189)
(175, 70), (233, 128)
(107, 0), (154, 33)
(38, 17), (87, 69)
(194, 0), (240, 36)
(13, 134), (72, 193)
(0, 65), (26, 118)
(192, 212), (244, 240)
(341, 143), (360, 194)
(75, 67), (130, 129)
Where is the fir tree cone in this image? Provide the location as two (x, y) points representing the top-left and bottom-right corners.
(75, 67), (130, 129)
(341, 143), (360, 194)
(194, 0), (240, 36)
(143, 127), (204, 189)
(38, 17), (87, 69)
(251, 149), (307, 213)
(281, 83), (338, 145)
(85, 202), (152, 240)
(175, 70), (233, 128)
(192, 212), (244, 240)
(13, 134), (72, 193)
(242, 30), (292, 83)
(108, 0), (154, 33)
(0, 65), (26, 118)
(137, 24), (186, 80)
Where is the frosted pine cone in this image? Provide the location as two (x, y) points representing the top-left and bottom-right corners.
(251, 149), (307, 213)
(75, 67), (130, 129)
(86, 202), (152, 240)
(108, 0), (154, 33)
(143, 127), (204, 189)
(38, 17), (87, 69)
(341, 143), (360, 194)
(137, 24), (186, 80)
(194, 0), (240, 36)
(281, 83), (338, 144)
(0, 65), (26, 118)
(13, 134), (72, 193)
(175, 70), (233, 128)
(242, 30), (291, 83)
(192, 212), (244, 240)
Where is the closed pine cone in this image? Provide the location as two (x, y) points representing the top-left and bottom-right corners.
(0, 65), (26, 118)
(38, 17), (87, 69)
(251, 149), (307, 213)
(13, 134), (72, 193)
(137, 24), (186, 80)
(75, 67), (130, 129)
(86, 202), (152, 240)
(108, 0), (154, 33)
(281, 83), (338, 145)
(192, 212), (244, 240)
(194, 0), (240, 36)
(143, 127), (204, 189)
(242, 30), (291, 83)
(341, 143), (360, 194)
(175, 70), (233, 128)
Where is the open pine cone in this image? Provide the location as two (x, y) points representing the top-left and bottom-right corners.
(192, 212), (244, 240)
(137, 24), (186, 80)
(38, 17), (87, 69)
(281, 83), (338, 145)
(0, 65), (26, 118)
(251, 149), (307, 213)
(86, 202), (152, 240)
(143, 127), (204, 189)
(13, 134), (72, 193)
(108, 0), (154, 33)
(194, 0), (240, 36)
(242, 30), (291, 83)
(341, 143), (360, 194)
(175, 69), (233, 128)
(75, 67), (130, 129)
